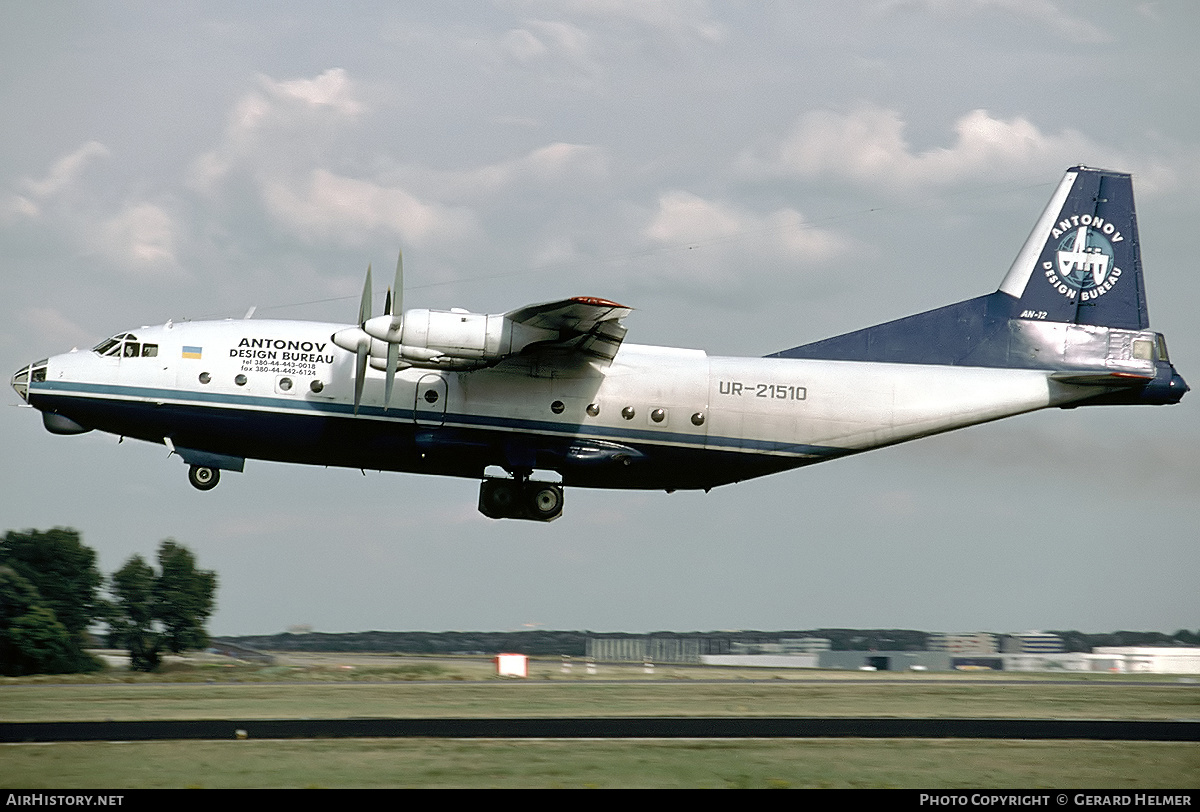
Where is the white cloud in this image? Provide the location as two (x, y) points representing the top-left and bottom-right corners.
(883, 0), (1112, 44)
(93, 202), (182, 277)
(260, 169), (478, 248)
(406, 142), (609, 203)
(264, 68), (365, 116)
(4, 141), (110, 221)
(508, 0), (725, 43)
(23, 141), (111, 201)
(640, 191), (851, 285)
(188, 69), (479, 249)
(19, 307), (96, 352)
(741, 107), (1158, 192)
(190, 68), (366, 196)
(501, 20), (593, 67)
(3, 143), (184, 278)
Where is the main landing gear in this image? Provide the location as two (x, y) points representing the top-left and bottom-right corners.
(187, 465), (220, 491)
(478, 475), (564, 522)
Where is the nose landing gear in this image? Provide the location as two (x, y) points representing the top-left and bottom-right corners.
(188, 465), (220, 491)
(478, 476), (564, 521)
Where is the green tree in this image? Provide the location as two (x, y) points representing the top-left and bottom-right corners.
(0, 528), (104, 675)
(154, 540), (218, 653)
(109, 554), (161, 671)
(0, 528), (102, 638)
(107, 540), (218, 671)
(9, 606), (78, 674)
(0, 565), (95, 675)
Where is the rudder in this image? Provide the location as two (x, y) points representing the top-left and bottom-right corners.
(998, 166), (1148, 330)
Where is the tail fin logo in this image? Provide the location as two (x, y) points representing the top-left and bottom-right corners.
(1044, 223), (1123, 301)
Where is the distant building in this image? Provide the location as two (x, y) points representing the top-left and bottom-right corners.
(818, 651), (953, 672)
(729, 637), (831, 656)
(587, 636), (702, 663)
(1090, 647), (1200, 674)
(1002, 632), (1065, 653)
(782, 637), (832, 653)
(927, 632), (998, 654)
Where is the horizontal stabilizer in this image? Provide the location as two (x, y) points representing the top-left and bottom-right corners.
(1049, 370), (1153, 387)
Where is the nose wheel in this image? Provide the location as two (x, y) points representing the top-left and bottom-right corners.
(188, 465), (220, 491)
(478, 477), (563, 521)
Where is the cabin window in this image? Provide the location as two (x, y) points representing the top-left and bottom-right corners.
(650, 408), (665, 423)
(310, 380), (324, 393)
(235, 374), (247, 386)
(691, 412), (705, 426)
(550, 400), (565, 414)
(278, 377), (293, 392)
(586, 403), (600, 417)
(198, 372), (211, 384)
(621, 406), (635, 420)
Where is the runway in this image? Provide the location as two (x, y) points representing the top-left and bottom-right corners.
(3, 717), (1197, 742)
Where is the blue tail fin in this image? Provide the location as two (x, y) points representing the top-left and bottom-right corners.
(770, 166), (1187, 404)
(998, 166), (1148, 330)
(770, 167), (1156, 367)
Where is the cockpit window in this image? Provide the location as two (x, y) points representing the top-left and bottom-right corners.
(93, 333), (153, 358)
(93, 337), (121, 355)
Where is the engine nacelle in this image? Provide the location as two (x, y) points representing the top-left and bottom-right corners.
(355, 309), (556, 368)
(398, 309), (503, 359)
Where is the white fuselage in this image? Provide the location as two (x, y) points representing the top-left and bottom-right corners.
(23, 318), (1087, 491)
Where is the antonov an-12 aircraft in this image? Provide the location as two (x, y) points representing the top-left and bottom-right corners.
(11, 167), (1188, 521)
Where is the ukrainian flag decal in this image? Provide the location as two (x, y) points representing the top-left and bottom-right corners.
(182, 346), (203, 359)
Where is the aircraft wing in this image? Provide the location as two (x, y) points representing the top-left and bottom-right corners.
(505, 296), (631, 362)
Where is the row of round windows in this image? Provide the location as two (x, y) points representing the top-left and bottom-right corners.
(197, 372), (324, 393)
(197, 372), (704, 425)
(560, 400), (705, 426)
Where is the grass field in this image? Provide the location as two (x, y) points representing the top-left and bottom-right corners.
(2, 655), (1197, 788)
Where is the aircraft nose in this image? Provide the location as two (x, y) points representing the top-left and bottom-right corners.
(11, 359), (47, 404)
(11, 363), (31, 402)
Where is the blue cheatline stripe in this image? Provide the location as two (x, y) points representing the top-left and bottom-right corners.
(29, 380), (846, 459)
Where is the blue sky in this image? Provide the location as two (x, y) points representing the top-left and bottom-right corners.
(3, 2), (1197, 635)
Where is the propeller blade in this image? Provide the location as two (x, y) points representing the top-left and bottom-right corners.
(392, 249), (403, 327)
(358, 264), (373, 326)
(355, 264), (374, 415)
(384, 342), (399, 410)
(354, 338), (369, 415)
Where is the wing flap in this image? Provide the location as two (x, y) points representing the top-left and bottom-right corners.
(505, 296), (631, 363)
